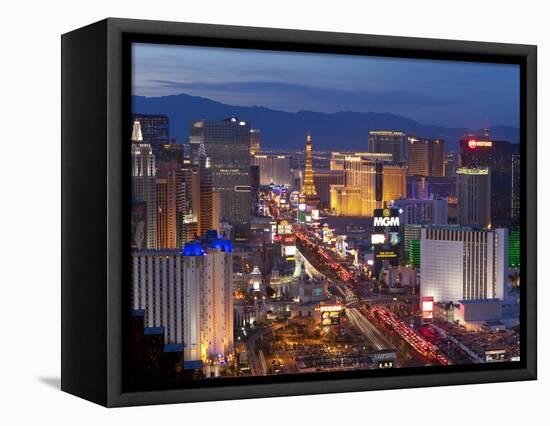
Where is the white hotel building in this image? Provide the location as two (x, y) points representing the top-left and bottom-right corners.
(131, 246), (233, 364)
(420, 226), (508, 303)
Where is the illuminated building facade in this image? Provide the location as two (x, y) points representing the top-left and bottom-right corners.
(420, 226), (508, 303)
(407, 136), (445, 176)
(330, 152), (392, 170)
(211, 191), (221, 232)
(131, 238), (234, 365)
(393, 198), (448, 225)
(508, 228), (520, 268)
(445, 151), (460, 177)
(403, 223), (422, 263)
(175, 161), (200, 245)
(196, 143), (214, 234)
(131, 121), (157, 249)
(408, 239), (421, 268)
(156, 173), (177, 249)
(250, 129), (261, 155)
(511, 154), (520, 220)
(132, 113), (169, 155)
(313, 170), (344, 205)
(330, 154), (406, 216)
(368, 131), (408, 162)
(190, 118), (251, 236)
(382, 163), (407, 203)
(460, 133), (518, 223)
(252, 154), (293, 186)
(457, 167), (491, 229)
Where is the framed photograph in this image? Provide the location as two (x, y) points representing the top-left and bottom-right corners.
(61, 18), (536, 407)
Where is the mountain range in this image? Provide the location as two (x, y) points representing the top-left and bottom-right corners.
(132, 93), (519, 151)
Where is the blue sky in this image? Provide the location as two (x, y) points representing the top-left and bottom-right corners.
(132, 43), (520, 129)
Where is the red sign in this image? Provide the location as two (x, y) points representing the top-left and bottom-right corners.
(422, 296), (434, 320)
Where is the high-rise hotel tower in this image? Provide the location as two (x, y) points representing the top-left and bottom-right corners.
(368, 131), (408, 163)
(407, 136), (445, 177)
(131, 235), (234, 367)
(420, 226), (508, 303)
(131, 121), (157, 249)
(190, 117), (251, 237)
(457, 167), (491, 229)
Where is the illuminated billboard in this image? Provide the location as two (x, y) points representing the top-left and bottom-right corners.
(422, 296), (434, 320)
(282, 245), (297, 257)
(374, 248), (398, 263)
(371, 350), (397, 369)
(277, 221), (292, 235)
(377, 360), (395, 369)
(373, 207), (400, 231)
(311, 209), (320, 220)
(372, 207), (401, 266)
(485, 349), (506, 363)
(371, 233), (386, 245)
(319, 304), (344, 329)
(388, 231), (400, 246)
(467, 139), (493, 149)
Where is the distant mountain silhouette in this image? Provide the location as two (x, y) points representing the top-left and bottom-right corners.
(132, 93), (519, 151)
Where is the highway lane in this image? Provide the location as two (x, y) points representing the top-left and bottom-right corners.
(346, 307), (396, 351)
(245, 324), (285, 376)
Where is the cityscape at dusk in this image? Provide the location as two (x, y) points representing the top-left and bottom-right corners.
(129, 43), (521, 386)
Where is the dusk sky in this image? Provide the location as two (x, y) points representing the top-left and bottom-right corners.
(132, 43), (520, 129)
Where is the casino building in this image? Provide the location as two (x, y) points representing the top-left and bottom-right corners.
(459, 131), (518, 223)
(131, 233), (234, 370)
(420, 226), (508, 303)
(330, 153), (406, 216)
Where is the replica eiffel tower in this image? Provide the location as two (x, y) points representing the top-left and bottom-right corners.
(301, 132), (320, 206)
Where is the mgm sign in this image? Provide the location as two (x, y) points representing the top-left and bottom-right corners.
(373, 207), (401, 267)
(373, 207), (400, 232)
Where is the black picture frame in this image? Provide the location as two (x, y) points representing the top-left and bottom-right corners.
(61, 17), (537, 407)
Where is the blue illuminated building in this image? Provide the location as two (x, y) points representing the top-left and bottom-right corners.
(182, 230), (233, 256)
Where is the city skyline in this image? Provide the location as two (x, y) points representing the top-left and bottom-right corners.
(133, 43), (520, 129)
(128, 42), (521, 388)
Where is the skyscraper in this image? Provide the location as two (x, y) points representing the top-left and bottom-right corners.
(511, 154), (520, 220)
(190, 117), (251, 237)
(196, 143), (214, 234)
(175, 161), (200, 245)
(382, 163), (408, 203)
(459, 133), (518, 223)
(508, 227), (520, 268)
(212, 191), (221, 232)
(330, 152), (392, 170)
(132, 113), (169, 156)
(250, 129), (261, 155)
(330, 154), (406, 216)
(131, 236), (234, 365)
(131, 121), (157, 249)
(156, 172), (177, 249)
(301, 133), (319, 203)
(407, 136), (445, 176)
(313, 170), (344, 205)
(445, 151), (460, 177)
(368, 131), (407, 162)
(457, 167), (491, 229)
(252, 154), (293, 186)
(420, 226), (508, 303)
(249, 165), (260, 215)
